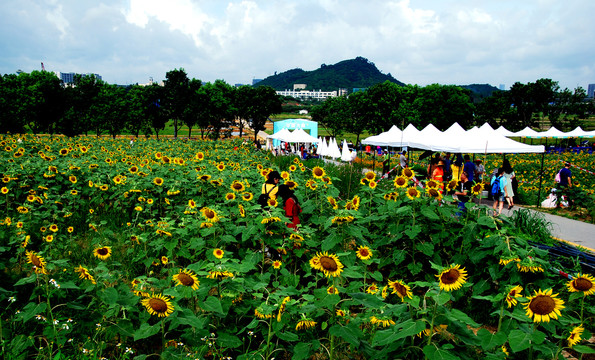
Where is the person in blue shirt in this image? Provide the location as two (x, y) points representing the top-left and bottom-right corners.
(463, 155), (476, 182)
(491, 168), (508, 216)
(559, 162), (572, 188)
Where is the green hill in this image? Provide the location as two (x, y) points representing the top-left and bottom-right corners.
(255, 56), (405, 92)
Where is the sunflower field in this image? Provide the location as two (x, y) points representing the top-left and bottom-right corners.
(1, 134), (594, 360)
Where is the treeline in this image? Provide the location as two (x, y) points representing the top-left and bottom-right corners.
(311, 79), (593, 145)
(0, 69), (281, 139)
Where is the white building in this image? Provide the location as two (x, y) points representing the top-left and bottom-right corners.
(276, 89), (337, 101)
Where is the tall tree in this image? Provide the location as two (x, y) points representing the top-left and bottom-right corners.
(413, 84), (474, 130)
(248, 86), (282, 142)
(19, 71), (66, 135)
(311, 95), (349, 139)
(0, 74), (25, 134)
(144, 84), (167, 139)
(163, 68), (190, 138)
(182, 78), (202, 138)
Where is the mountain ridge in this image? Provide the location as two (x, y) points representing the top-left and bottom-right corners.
(254, 57), (500, 98)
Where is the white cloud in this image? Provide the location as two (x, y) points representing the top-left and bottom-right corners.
(0, 0), (593, 90)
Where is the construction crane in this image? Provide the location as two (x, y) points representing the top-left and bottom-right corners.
(41, 62), (45, 71)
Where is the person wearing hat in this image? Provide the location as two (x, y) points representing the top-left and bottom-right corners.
(431, 159), (445, 191)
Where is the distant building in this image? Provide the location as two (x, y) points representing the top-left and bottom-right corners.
(55, 72), (102, 84)
(252, 78), (263, 85)
(293, 84), (307, 91)
(139, 77), (164, 86)
(298, 109), (309, 115)
(499, 84), (506, 91)
(338, 88), (348, 96)
(588, 84), (595, 98)
(276, 89), (337, 101)
(352, 88), (367, 93)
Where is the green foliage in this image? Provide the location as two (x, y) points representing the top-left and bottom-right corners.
(256, 57), (405, 91)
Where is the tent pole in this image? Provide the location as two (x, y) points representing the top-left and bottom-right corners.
(536, 152), (545, 208)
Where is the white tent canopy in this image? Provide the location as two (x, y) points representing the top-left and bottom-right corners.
(287, 129), (320, 143)
(267, 128), (292, 141)
(362, 123), (544, 153)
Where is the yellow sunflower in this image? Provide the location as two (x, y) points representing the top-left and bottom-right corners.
(446, 179), (458, 192)
(327, 196), (338, 209)
(272, 260), (282, 269)
(93, 246), (112, 260)
(312, 166), (326, 179)
(26, 250), (48, 274)
(200, 207), (220, 223)
(327, 285), (339, 295)
(172, 269), (200, 290)
(471, 182), (484, 196)
(241, 192), (254, 201)
(296, 319), (316, 331)
(426, 187), (442, 200)
(567, 325), (584, 348)
(310, 251), (344, 278)
(402, 167), (415, 179)
(230, 181), (245, 192)
(425, 179), (440, 189)
(370, 315), (395, 328)
(406, 187), (421, 200)
(213, 248), (224, 259)
(388, 279), (413, 301)
(369, 180), (377, 189)
(366, 283), (379, 294)
(364, 171), (376, 181)
(284, 180), (298, 190)
(523, 288), (565, 323)
(356, 246), (373, 260)
(506, 285), (523, 308)
(225, 192), (236, 201)
(153, 177), (164, 186)
(567, 274), (595, 296)
(141, 293), (175, 317)
(436, 264), (468, 292)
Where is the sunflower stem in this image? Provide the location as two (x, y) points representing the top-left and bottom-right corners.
(497, 300), (505, 333)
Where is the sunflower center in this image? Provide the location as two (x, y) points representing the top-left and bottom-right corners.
(359, 249), (369, 257)
(97, 248), (108, 255)
(428, 189), (439, 197)
(407, 189), (417, 196)
(441, 269), (460, 285)
(574, 278), (593, 291)
(319, 256), (338, 271)
(529, 295), (555, 315)
(314, 169), (323, 176)
(205, 210), (215, 219)
(31, 255), (42, 267)
(397, 178), (406, 185)
(393, 283), (407, 297)
(148, 298), (168, 313)
(178, 273), (194, 286)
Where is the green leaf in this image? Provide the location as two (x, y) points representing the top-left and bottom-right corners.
(477, 328), (507, 350)
(201, 296), (224, 314)
(477, 215), (497, 228)
(14, 274), (37, 286)
(329, 323), (362, 347)
(134, 322), (160, 341)
(348, 292), (384, 308)
(422, 344), (460, 359)
(508, 329), (531, 352)
(292, 342), (314, 360)
(217, 332), (242, 348)
(178, 309), (207, 329)
(572, 345), (595, 354)
(372, 320), (426, 346)
(416, 241), (434, 254)
(276, 331), (299, 342)
(447, 308), (479, 327)
(421, 207), (440, 220)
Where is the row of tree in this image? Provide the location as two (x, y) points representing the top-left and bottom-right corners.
(1, 68), (591, 142)
(311, 79), (593, 145)
(0, 69), (282, 139)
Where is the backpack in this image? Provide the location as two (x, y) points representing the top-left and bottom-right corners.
(554, 169), (561, 183)
(491, 175), (502, 197)
(258, 185), (276, 207)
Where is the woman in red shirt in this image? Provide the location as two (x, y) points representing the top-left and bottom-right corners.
(276, 184), (302, 229)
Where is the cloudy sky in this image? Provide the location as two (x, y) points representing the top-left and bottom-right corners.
(1, 0), (593, 90)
